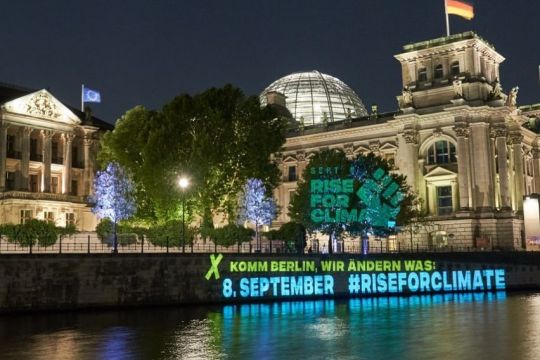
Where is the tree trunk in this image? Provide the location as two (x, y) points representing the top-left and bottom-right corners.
(328, 231), (333, 254)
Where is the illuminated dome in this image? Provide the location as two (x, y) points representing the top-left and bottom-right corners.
(260, 70), (368, 126)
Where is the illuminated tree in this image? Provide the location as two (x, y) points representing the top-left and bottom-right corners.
(99, 85), (287, 226)
(91, 162), (136, 252)
(239, 178), (277, 251)
(289, 149), (350, 254)
(289, 150), (416, 254)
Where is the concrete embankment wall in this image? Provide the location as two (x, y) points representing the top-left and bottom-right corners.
(0, 252), (539, 312)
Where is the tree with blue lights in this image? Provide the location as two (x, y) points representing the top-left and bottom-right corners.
(239, 178), (277, 251)
(91, 162), (136, 253)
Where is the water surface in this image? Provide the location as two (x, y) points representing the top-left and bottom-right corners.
(0, 292), (539, 360)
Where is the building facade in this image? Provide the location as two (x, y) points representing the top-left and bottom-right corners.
(268, 32), (540, 251)
(0, 84), (111, 231)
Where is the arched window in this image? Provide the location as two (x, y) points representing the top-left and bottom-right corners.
(450, 61), (460, 76)
(418, 67), (427, 82)
(427, 140), (457, 164)
(434, 64), (444, 79)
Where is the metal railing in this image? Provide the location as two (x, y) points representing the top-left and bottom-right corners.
(0, 234), (519, 255)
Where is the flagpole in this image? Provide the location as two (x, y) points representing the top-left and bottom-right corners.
(444, 0), (450, 36)
(81, 84), (84, 112)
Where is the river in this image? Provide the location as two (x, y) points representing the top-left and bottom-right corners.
(0, 292), (539, 359)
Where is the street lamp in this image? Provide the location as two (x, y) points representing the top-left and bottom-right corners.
(178, 176), (190, 253)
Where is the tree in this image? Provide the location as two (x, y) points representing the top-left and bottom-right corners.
(289, 149), (351, 254)
(90, 162), (136, 252)
(239, 178), (277, 251)
(99, 85), (287, 227)
(289, 149), (416, 254)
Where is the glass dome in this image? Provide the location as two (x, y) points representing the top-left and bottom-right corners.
(260, 70), (368, 126)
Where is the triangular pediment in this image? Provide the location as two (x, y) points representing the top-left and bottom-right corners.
(283, 155), (297, 163)
(353, 145), (369, 154)
(379, 142), (398, 152)
(425, 166), (457, 178)
(2, 89), (81, 125)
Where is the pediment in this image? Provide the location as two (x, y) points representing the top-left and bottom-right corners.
(379, 142), (398, 152)
(353, 145), (370, 154)
(283, 155), (297, 163)
(424, 166), (457, 178)
(2, 89), (81, 126)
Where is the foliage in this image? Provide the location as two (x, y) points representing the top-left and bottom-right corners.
(203, 224), (254, 247)
(57, 223), (77, 237)
(288, 149), (351, 252)
(289, 150), (417, 251)
(144, 220), (198, 247)
(0, 220), (63, 247)
(264, 222), (306, 253)
(96, 218), (114, 242)
(90, 162), (136, 224)
(98, 85), (287, 225)
(239, 178), (277, 227)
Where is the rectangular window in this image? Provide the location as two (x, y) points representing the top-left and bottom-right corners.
(6, 135), (16, 158)
(71, 180), (78, 196)
(66, 213), (75, 226)
(20, 210), (33, 224)
(5, 171), (15, 191)
(72, 146), (80, 167)
(30, 138), (41, 162)
(437, 186), (453, 215)
(30, 174), (39, 192)
(44, 211), (55, 224)
(288, 166), (297, 182)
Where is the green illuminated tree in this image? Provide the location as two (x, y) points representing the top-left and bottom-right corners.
(289, 149), (351, 254)
(289, 150), (417, 254)
(99, 85), (287, 226)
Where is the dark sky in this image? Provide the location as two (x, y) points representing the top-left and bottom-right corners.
(1, 0), (538, 124)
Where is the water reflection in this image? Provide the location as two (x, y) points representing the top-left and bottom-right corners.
(0, 293), (538, 360)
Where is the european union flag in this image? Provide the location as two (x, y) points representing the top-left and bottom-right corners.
(82, 86), (101, 103)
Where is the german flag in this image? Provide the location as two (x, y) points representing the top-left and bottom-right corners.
(446, 0), (474, 20)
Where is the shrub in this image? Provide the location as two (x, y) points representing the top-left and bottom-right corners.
(0, 220), (59, 247)
(204, 224), (254, 247)
(96, 219), (114, 242)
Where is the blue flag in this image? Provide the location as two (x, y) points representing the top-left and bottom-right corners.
(82, 86), (101, 103)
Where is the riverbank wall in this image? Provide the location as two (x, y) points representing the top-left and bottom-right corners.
(1, 252), (539, 313)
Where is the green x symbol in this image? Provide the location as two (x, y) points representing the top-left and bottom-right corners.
(205, 253), (223, 280)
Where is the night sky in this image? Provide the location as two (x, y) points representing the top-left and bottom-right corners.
(1, 0), (538, 124)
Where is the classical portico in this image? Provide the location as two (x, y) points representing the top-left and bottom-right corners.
(0, 86), (108, 231)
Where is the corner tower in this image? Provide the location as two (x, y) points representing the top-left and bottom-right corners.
(394, 31), (505, 111)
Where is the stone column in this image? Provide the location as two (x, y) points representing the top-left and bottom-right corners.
(491, 125), (510, 209)
(41, 130), (54, 193)
(469, 123), (494, 210)
(454, 122), (471, 210)
(401, 129), (418, 189)
(0, 122), (8, 191)
(20, 127), (31, 191)
(62, 133), (76, 195)
(296, 151), (306, 178)
(83, 133), (95, 196)
(532, 148), (540, 193)
(509, 132), (525, 212)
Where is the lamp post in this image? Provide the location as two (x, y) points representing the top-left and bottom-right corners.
(178, 176), (190, 253)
